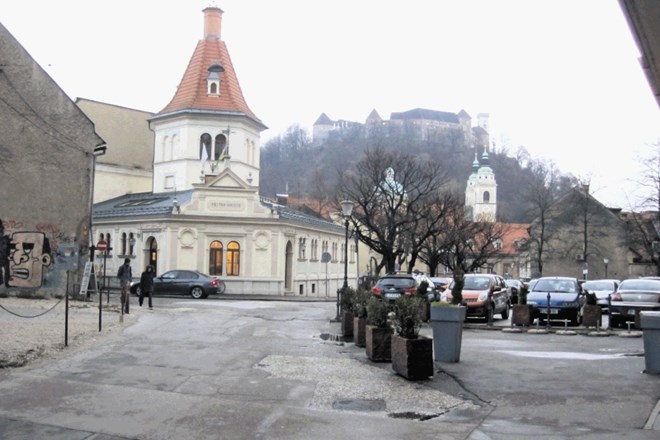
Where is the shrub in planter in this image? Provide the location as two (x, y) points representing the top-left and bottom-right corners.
(352, 288), (370, 347)
(365, 296), (393, 361)
(582, 290), (602, 328)
(415, 280), (431, 322)
(340, 288), (355, 338)
(391, 294), (433, 380)
(511, 284), (533, 326)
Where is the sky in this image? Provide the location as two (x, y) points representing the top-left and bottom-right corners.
(1, 0), (658, 209)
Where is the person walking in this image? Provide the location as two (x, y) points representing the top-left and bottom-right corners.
(139, 265), (154, 309)
(117, 258), (132, 315)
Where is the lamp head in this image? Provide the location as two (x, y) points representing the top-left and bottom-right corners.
(340, 200), (354, 217)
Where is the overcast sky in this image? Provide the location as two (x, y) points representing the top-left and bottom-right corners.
(2, 0), (659, 209)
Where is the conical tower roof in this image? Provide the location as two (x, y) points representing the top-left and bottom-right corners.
(156, 7), (264, 127)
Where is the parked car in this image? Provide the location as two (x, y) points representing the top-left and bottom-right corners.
(371, 273), (435, 303)
(444, 273), (511, 322)
(130, 270), (224, 299)
(429, 276), (452, 298)
(581, 279), (620, 312)
(526, 276), (584, 326)
(610, 278), (660, 328)
(505, 279), (525, 305)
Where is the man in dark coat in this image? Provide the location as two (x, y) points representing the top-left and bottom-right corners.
(139, 265), (154, 309)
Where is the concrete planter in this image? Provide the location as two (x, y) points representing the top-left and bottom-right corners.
(430, 305), (466, 364)
(511, 304), (534, 326)
(341, 310), (354, 339)
(353, 316), (367, 347)
(365, 325), (392, 362)
(640, 311), (660, 374)
(582, 304), (602, 328)
(391, 334), (433, 380)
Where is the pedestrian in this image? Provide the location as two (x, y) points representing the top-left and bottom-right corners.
(139, 265), (154, 309)
(117, 258), (132, 315)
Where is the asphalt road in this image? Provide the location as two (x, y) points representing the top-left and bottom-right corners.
(0, 296), (658, 439)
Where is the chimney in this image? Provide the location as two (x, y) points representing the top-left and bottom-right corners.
(203, 6), (223, 40)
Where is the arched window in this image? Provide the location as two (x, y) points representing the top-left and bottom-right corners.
(227, 241), (240, 276)
(106, 233), (112, 254)
(121, 232), (127, 255)
(200, 133), (212, 161)
(209, 241), (223, 275)
(483, 191), (490, 203)
(209, 82), (218, 94)
(215, 134), (227, 160)
(129, 233), (136, 255)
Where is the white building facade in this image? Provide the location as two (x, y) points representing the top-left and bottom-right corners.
(92, 6), (355, 296)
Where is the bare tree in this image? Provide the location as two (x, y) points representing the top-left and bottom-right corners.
(525, 159), (562, 277)
(337, 147), (450, 274)
(431, 191), (509, 304)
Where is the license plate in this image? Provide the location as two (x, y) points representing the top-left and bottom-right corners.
(385, 293), (399, 300)
(543, 308), (559, 314)
(627, 309), (636, 315)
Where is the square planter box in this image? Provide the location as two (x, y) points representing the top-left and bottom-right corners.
(353, 316), (367, 347)
(341, 310), (354, 339)
(391, 334), (433, 380)
(511, 304), (534, 327)
(365, 325), (392, 362)
(582, 304), (602, 328)
(430, 305), (466, 364)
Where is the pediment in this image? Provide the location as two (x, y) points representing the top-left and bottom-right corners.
(203, 169), (251, 189)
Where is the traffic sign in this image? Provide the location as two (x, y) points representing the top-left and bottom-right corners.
(96, 239), (108, 252)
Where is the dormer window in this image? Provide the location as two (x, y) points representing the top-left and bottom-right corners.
(207, 64), (225, 96)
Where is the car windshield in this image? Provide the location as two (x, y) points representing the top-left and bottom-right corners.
(464, 276), (491, 290)
(533, 279), (576, 293)
(583, 281), (613, 290)
(619, 279), (660, 291)
(378, 278), (415, 288)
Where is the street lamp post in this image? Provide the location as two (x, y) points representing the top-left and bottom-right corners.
(603, 258), (609, 278)
(337, 200), (354, 320)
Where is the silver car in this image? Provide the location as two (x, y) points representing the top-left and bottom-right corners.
(610, 278), (660, 328)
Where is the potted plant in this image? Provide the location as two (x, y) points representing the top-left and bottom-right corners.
(430, 300), (466, 363)
(391, 294), (433, 380)
(582, 289), (602, 328)
(511, 282), (533, 326)
(340, 287), (355, 339)
(352, 288), (370, 347)
(365, 296), (393, 361)
(415, 280), (431, 322)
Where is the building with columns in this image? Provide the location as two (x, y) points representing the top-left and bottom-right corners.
(92, 6), (355, 296)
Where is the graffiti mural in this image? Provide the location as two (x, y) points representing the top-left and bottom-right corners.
(8, 232), (52, 288)
(1, 219), (55, 289)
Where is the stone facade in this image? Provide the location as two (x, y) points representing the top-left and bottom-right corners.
(0, 23), (104, 296)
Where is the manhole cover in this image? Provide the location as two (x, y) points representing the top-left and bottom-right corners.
(332, 398), (386, 412)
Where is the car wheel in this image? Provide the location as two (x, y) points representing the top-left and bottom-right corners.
(134, 286), (142, 297)
(570, 309), (581, 327)
(216, 281), (226, 294)
(483, 303), (494, 323)
(501, 302), (510, 320)
(190, 286), (205, 299)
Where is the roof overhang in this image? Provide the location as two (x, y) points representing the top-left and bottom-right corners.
(619, 0), (660, 108)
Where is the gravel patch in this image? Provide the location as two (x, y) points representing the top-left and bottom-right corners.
(255, 354), (475, 418)
(0, 296), (129, 368)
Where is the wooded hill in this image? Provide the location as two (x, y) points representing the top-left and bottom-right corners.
(259, 124), (577, 224)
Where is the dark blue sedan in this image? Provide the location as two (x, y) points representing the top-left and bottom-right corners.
(526, 276), (585, 326)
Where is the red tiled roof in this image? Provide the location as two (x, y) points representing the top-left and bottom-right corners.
(157, 7), (261, 124)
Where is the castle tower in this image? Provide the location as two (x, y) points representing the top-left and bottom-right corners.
(148, 6), (267, 194)
(465, 148), (497, 221)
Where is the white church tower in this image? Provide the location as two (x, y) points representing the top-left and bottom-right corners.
(465, 148), (497, 221)
(149, 6), (267, 194)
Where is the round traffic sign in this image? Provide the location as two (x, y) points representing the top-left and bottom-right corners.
(96, 239), (108, 251)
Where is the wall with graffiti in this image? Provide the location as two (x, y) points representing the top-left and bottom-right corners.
(0, 218), (81, 291)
